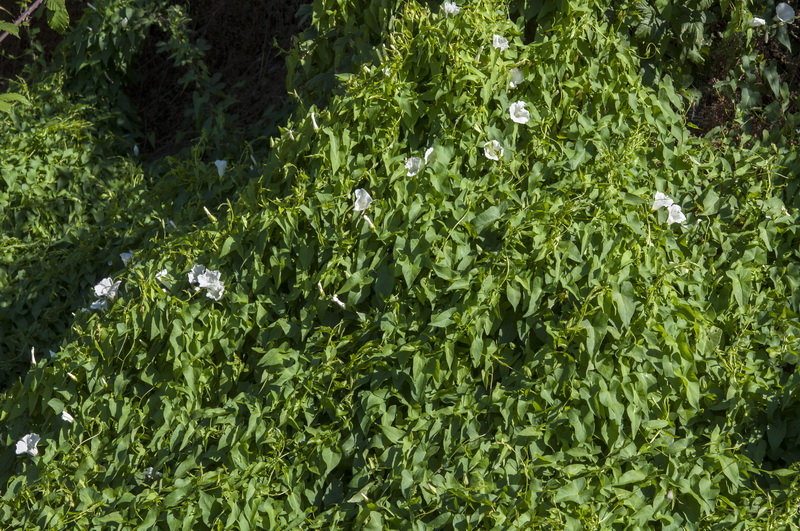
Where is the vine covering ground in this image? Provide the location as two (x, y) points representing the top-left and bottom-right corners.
(1, 0), (800, 528)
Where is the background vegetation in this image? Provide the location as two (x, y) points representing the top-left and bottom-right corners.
(1, 0), (799, 528)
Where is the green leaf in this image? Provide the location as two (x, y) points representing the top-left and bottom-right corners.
(381, 425), (405, 444)
(726, 267), (751, 310)
(219, 236), (237, 258)
(47, 397), (65, 413)
(739, 83), (759, 109)
(768, 419), (787, 452)
(681, 375), (700, 409)
(321, 446), (341, 476)
(398, 256), (421, 288)
(46, 0), (69, 33)
(163, 483), (191, 507)
(554, 478), (588, 504)
(364, 511), (384, 531)
(702, 187), (720, 215)
(0, 21), (20, 38)
(506, 280), (521, 310)
(0, 93), (30, 114)
(470, 335), (483, 366)
(473, 204), (505, 233)
(400, 469), (414, 496)
(611, 281), (635, 328)
(522, 276), (543, 318)
(580, 319), (596, 356)
(325, 128), (340, 174)
(777, 27), (792, 53)
(429, 308), (455, 328)
(567, 407), (587, 443)
(174, 455), (197, 479)
(199, 491), (217, 523)
(339, 269), (367, 293)
(93, 511), (124, 525)
(615, 469), (647, 486)
(375, 264), (394, 300)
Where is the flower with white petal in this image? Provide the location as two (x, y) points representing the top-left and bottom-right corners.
(203, 279), (225, 301)
(749, 17), (766, 27)
(120, 251), (134, 265)
(311, 111), (319, 131)
(61, 411), (74, 423)
(509, 68), (524, 89)
(187, 264), (205, 287)
(483, 140), (504, 161)
(666, 204), (687, 224)
(442, 1), (461, 15)
(196, 269), (222, 291)
(94, 278), (121, 300)
(15, 433), (40, 457)
(197, 269), (224, 301)
(776, 2), (795, 22)
(354, 189), (373, 211)
(405, 156), (423, 176)
(509, 101), (530, 124)
(493, 34), (509, 51)
(652, 191), (674, 210)
(121, 17), (129, 27)
(652, 192), (686, 224)
(424, 146), (434, 164)
(133, 144), (139, 156)
(188, 264), (225, 300)
(214, 160), (227, 177)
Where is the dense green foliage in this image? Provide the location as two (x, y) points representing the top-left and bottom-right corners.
(0, 0), (264, 390)
(0, 0), (68, 40)
(2, 0), (800, 528)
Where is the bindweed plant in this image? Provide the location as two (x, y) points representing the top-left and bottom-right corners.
(1, 0), (800, 528)
(0, 0), (258, 391)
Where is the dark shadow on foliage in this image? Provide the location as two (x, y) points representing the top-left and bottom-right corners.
(0, 0), (312, 393)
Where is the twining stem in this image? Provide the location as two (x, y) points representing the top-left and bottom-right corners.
(0, 0), (47, 45)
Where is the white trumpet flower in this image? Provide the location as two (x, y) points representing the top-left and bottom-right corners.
(493, 34), (509, 51)
(776, 2), (795, 22)
(405, 156), (423, 176)
(214, 160), (227, 177)
(354, 189), (373, 211)
(509, 101), (530, 124)
(483, 140), (504, 161)
(15, 433), (40, 457)
(442, 2), (461, 15)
